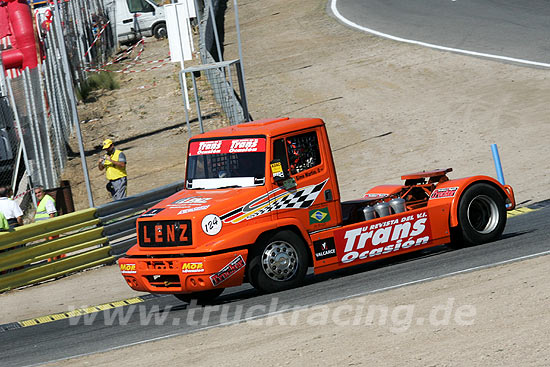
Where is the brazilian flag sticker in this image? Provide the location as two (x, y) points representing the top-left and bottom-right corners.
(309, 207), (331, 224)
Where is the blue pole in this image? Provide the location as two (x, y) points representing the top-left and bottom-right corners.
(491, 144), (505, 185)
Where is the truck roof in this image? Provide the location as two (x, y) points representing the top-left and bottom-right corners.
(190, 118), (325, 140)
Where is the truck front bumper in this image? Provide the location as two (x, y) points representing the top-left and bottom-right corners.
(118, 249), (248, 294)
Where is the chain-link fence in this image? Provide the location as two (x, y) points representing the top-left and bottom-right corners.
(0, 0), (115, 211)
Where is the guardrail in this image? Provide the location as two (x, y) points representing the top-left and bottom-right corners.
(97, 180), (186, 257)
(0, 180), (186, 292)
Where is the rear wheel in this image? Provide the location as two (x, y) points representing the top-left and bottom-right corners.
(173, 288), (224, 304)
(456, 183), (506, 246)
(247, 230), (309, 293)
(153, 22), (167, 39)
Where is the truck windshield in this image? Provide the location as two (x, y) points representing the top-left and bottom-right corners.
(186, 137), (266, 189)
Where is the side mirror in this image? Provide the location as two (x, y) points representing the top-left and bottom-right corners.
(270, 159), (287, 182)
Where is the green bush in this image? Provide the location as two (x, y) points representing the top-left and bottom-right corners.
(77, 72), (119, 101)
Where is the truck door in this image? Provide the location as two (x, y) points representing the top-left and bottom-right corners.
(270, 128), (340, 233)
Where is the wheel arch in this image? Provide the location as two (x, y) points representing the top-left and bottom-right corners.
(448, 176), (513, 228)
(152, 21), (166, 37)
(251, 224), (314, 268)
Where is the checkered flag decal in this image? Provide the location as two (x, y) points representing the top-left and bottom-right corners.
(249, 179), (328, 218)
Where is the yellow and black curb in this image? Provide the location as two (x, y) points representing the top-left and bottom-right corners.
(0, 294), (160, 332)
(507, 206), (537, 218)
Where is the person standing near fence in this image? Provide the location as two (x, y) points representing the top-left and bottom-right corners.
(98, 139), (128, 200)
(33, 186), (57, 221)
(0, 186), (24, 228)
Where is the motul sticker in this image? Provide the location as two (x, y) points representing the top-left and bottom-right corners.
(189, 138), (266, 155)
(430, 187), (458, 199)
(335, 211), (432, 264)
(210, 255), (245, 286)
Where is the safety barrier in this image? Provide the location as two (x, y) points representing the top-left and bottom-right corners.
(97, 180), (186, 257)
(0, 208), (111, 292)
(0, 180), (186, 292)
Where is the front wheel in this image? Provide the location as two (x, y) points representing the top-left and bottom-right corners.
(173, 288), (224, 304)
(456, 183), (506, 246)
(247, 230), (309, 293)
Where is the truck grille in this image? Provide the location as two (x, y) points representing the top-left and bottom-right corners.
(138, 220), (192, 247)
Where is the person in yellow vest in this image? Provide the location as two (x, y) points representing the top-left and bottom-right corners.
(0, 211), (9, 231)
(34, 186), (57, 221)
(34, 186), (64, 261)
(98, 139), (127, 200)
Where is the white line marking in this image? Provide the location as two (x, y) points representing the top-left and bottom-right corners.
(330, 0), (550, 68)
(31, 249), (550, 367)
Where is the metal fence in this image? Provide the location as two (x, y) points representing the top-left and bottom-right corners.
(180, 59), (246, 132)
(192, 0), (250, 126)
(0, 0), (115, 209)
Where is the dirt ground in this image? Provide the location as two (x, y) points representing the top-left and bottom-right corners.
(4, 0), (550, 364)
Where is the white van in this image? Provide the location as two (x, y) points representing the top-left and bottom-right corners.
(115, 0), (166, 44)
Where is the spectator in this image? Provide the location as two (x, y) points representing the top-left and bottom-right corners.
(34, 186), (64, 261)
(34, 186), (57, 221)
(0, 211), (9, 231)
(98, 139), (128, 200)
(0, 186), (23, 228)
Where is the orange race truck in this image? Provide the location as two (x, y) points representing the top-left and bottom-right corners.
(119, 118), (515, 302)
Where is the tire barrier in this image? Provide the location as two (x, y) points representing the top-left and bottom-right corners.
(0, 180), (186, 292)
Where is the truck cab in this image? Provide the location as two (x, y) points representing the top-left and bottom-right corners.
(116, 0), (166, 44)
(119, 118), (515, 301)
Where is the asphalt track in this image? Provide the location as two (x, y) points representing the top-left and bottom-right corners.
(330, 0), (550, 67)
(2, 203), (550, 366)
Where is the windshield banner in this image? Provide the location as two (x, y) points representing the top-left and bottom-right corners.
(189, 138), (266, 155)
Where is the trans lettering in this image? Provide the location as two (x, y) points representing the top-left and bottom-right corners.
(336, 212), (431, 264)
(197, 141), (222, 154)
(228, 138), (258, 153)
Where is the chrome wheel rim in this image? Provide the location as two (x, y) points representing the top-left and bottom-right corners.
(261, 241), (298, 282)
(467, 195), (499, 234)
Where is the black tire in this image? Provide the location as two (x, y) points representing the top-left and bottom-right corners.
(247, 230), (309, 293)
(153, 23), (167, 39)
(456, 183), (506, 246)
(173, 288), (224, 304)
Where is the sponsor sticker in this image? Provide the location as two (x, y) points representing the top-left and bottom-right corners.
(202, 214), (222, 236)
(309, 207), (331, 224)
(181, 262), (205, 273)
(430, 187), (458, 199)
(313, 238), (337, 260)
(140, 221), (191, 246)
(170, 196), (211, 205)
(210, 255), (246, 286)
(140, 208), (165, 217)
(270, 160), (284, 179)
(177, 205), (210, 215)
(120, 263), (136, 274)
(189, 138), (266, 155)
(335, 211), (432, 265)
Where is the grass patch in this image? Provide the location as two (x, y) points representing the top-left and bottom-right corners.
(77, 72), (120, 101)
